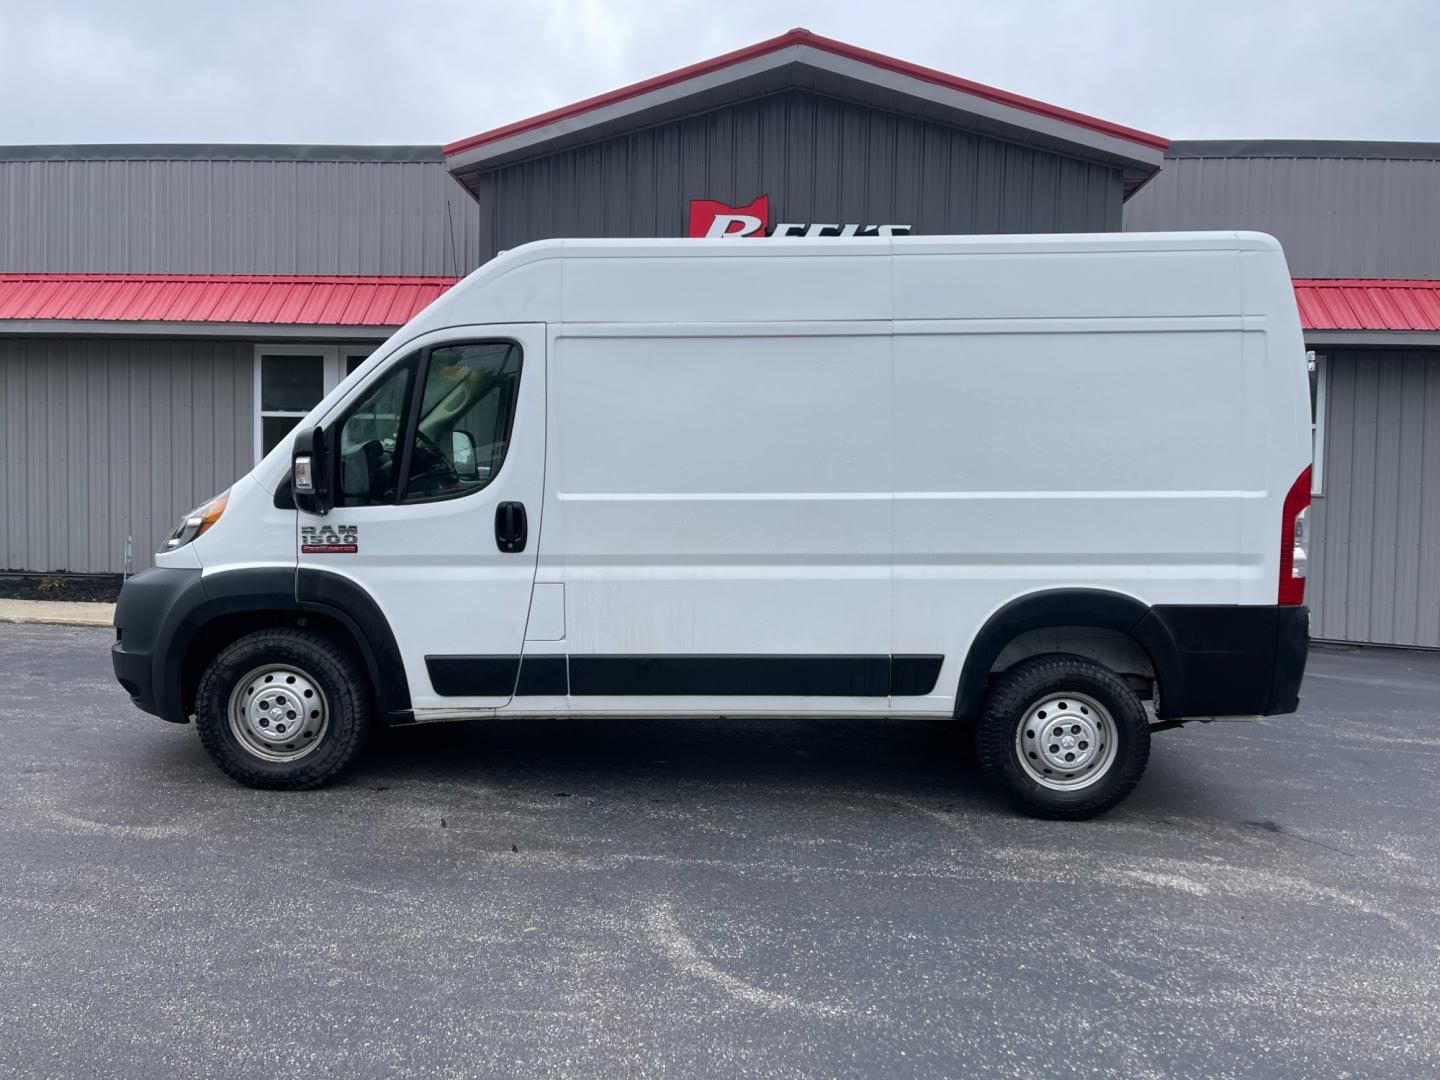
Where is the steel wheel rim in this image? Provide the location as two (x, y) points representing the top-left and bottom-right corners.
(1014, 691), (1118, 791)
(227, 663), (330, 763)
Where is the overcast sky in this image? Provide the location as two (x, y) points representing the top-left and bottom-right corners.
(3, 0), (1436, 147)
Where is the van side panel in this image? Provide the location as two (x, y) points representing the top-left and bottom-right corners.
(890, 242), (1307, 716)
(558, 245), (892, 324)
(540, 326), (895, 714)
(892, 324), (1256, 712)
(892, 246), (1243, 321)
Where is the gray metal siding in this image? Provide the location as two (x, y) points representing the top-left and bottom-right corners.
(1124, 152), (1440, 279)
(1309, 350), (1440, 647)
(470, 90), (1124, 260)
(1, 337), (253, 574)
(0, 156), (482, 276)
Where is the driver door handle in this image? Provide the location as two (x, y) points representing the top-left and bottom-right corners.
(495, 502), (527, 553)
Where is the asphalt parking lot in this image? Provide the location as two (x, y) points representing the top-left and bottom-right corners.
(2, 624), (1438, 1079)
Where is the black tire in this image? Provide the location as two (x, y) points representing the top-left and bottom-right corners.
(976, 653), (1150, 820)
(194, 628), (371, 789)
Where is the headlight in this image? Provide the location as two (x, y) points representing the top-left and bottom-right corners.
(163, 491), (229, 552)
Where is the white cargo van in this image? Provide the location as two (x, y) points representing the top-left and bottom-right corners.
(112, 233), (1311, 818)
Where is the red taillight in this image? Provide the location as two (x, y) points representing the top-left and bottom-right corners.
(1278, 466), (1312, 605)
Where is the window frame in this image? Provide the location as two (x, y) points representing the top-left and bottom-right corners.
(252, 344), (374, 464)
(396, 339), (525, 506)
(329, 338), (525, 508)
(333, 352), (420, 509)
(1310, 351), (1327, 496)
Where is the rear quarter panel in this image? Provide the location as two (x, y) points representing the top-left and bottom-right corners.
(891, 237), (1309, 713)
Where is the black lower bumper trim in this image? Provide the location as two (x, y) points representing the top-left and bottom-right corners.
(1267, 605), (1310, 714)
(111, 566), (205, 722)
(1141, 603), (1309, 719)
(111, 641), (158, 715)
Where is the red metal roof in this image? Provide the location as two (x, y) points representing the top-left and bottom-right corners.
(444, 28), (1169, 158)
(0, 273), (460, 326)
(5, 272), (1438, 335)
(1293, 279), (1440, 332)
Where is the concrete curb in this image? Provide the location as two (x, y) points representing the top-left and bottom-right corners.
(0, 600), (116, 629)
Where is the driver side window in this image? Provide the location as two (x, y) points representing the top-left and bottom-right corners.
(400, 342), (522, 503)
(332, 341), (523, 508)
(336, 356), (415, 507)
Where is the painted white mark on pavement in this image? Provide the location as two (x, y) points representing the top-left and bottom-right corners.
(645, 902), (850, 1018)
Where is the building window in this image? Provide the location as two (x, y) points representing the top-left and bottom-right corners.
(1310, 352), (1326, 496)
(254, 345), (373, 462)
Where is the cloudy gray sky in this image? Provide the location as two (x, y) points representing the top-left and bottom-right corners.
(2, 0), (1435, 147)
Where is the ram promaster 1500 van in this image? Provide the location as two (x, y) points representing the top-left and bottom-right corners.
(112, 233), (1311, 819)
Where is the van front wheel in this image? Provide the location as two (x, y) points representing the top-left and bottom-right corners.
(976, 654), (1150, 820)
(194, 628), (371, 789)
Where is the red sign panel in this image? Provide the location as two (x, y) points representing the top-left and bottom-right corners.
(687, 195), (770, 238)
(687, 196), (911, 238)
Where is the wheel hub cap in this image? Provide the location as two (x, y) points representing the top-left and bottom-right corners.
(227, 664), (329, 763)
(1015, 692), (1119, 791)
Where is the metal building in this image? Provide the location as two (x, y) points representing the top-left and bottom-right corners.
(0, 145), (478, 571)
(1126, 141), (1440, 647)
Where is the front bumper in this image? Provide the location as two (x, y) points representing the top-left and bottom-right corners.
(111, 638), (158, 715)
(111, 566), (204, 723)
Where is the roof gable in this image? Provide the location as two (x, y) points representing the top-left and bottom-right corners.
(444, 29), (1166, 196)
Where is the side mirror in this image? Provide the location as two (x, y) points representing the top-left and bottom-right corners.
(292, 426), (334, 515)
(451, 430), (479, 479)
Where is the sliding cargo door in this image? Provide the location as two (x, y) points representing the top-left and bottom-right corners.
(539, 325), (895, 714)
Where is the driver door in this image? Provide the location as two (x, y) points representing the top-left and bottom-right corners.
(297, 325), (546, 715)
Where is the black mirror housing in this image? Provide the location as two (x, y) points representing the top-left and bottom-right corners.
(291, 426), (334, 515)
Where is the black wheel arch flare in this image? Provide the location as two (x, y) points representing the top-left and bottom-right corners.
(139, 566), (411, 724)
(955, 588), (1186, 721)
(295, 568), (412, 721)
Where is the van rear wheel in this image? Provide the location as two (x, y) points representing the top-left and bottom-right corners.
(194, 628), (371, 789)
(976, 654), (1150, 820)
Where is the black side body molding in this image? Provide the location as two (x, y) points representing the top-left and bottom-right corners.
(569, 655), (892, 696)
(422, 654), (945, 698)
(426, 656), (519, 697)
(516, 656), (567, 696)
